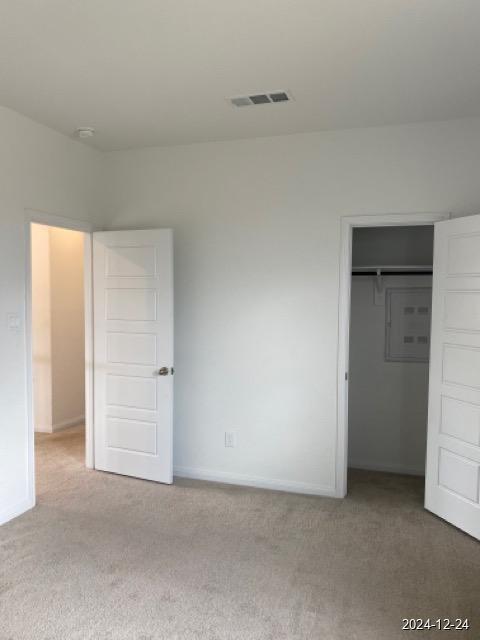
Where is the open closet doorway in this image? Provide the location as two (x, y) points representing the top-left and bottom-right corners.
(347, 225), (434, 495)
(28, 218), (92, 501)
(336, 212), (450, 500)
(338, 211), (480, 540)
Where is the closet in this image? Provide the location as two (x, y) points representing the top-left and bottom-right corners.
(347, 226), (434, 476)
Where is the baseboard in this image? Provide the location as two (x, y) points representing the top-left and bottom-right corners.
(349, 460), (425, 477)
(173, 465), (336, 497)
(52, 415), (85, 432)
(34, 424), (53, 433)
(0, 496), (35, 526)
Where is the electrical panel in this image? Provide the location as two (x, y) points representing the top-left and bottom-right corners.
(385, 288), (432, 362)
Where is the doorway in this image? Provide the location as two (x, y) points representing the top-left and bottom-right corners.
(336, 214), (449, 497)
(31, 223), (87, 494)
(338, 212), (480, 540)
(26, 220), (174, 507)
(348, 225), (433, 481)
(25, 212), (93, 506)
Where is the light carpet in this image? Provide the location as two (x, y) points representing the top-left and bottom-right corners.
(0, 426), (479, 639)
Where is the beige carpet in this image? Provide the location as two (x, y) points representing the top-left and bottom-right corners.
(0, 426), (478, 640)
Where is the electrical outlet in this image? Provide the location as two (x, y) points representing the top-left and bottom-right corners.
(225, 431), (237, 448)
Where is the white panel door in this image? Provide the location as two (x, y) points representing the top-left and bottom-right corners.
(426, 216), (480, 539)
(93, 230), (173, 483)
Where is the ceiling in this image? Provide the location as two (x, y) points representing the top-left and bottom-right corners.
(1, 0), (480, 151)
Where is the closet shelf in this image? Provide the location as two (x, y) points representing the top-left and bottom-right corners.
(352, 265), (432, 276)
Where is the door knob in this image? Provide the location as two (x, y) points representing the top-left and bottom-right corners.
(158, 367), (169, 376)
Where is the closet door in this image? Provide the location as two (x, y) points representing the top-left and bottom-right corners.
(425, 215), (480, 539)
(93, 229), (173, 483)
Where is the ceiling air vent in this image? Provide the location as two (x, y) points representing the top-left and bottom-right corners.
(270, 92), (289, 102)
(250, 94), (271, 105)
(230, 90), (292, 107)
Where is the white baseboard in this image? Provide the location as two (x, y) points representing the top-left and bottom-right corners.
(0, 496), (35, 526)
(34, 424), (53, 433)
(173, 465), (336, 497)
(52, 415), (85, 432)
(349, 460), (425, 477)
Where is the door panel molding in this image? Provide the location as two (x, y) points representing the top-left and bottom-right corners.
(425, 214), (480, 539)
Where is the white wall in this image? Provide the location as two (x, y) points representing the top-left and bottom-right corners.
(103, 117), (480, 495)
(0, 105), (102, 525)
(49, 227), (85, 430)
(348, 275), (432, 476)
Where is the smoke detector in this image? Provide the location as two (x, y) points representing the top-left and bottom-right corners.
(230, 91), (292, 107)
(75, 127), (95, 139)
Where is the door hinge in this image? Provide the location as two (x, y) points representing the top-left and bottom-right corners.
(345, 372), (348, 381)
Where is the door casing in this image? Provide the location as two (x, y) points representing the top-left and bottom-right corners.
(24, 209), (95, 510)
(336, 211), (450, 498)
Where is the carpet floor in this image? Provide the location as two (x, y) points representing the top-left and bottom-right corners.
(0, 426), (479, 640)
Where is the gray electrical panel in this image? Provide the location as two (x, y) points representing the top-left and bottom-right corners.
(385, 288), (432, 362)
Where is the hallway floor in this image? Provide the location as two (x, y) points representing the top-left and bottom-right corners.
(0, 427), (478, 639)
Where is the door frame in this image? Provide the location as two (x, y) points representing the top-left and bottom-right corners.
(335, 211), (450, 498)
(24, 209), (95, 507)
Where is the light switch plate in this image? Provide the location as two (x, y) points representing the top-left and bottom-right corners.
(225, 431), (237, 448)
(6, 313), (21, 330)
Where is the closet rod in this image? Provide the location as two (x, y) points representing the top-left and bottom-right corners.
(352, 271), (432, 276)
